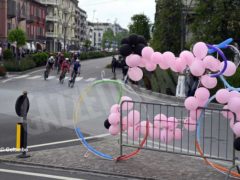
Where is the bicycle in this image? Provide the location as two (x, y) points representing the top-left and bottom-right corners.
(68, 71), (77, 88)
(44, 66), (51, 80)
(59, 69), (67, 84)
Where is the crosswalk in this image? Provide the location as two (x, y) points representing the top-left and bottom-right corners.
(1, 74), (100, 84)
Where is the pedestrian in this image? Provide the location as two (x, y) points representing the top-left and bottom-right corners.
(111, 55), (117, 73)
(121, 57), (129, 82)
(0, 45), (2, 61)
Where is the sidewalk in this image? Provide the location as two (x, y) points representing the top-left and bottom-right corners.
(0, 136), (231, 179)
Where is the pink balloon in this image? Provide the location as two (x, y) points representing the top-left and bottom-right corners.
(180, 50), (194, 66)
(126, 54), (141, 67)
(138, 57), (146, 68)
(127, 126), (139, 140)
(197, 99), (208, 107)
(122, 116), (128, 131)
(200, 75), (217, 89)
(219, 61), (237, 77)
(215, 89), (230, 104)
(110, 104), (120, 113)
(170, 58), (186, 73)
(151, 52), (163, 65)
(145, 62), (157, 71)
(193, 42), (208, 59)
(189, 59), (205, 77)
(139, 121), (153, 136)
(108, 112), (120, 125)
(154, 114), (167, 128)
(109, 125), (120, 135)
(174, 128), (182, 140)
(221, 105), (234, 120)
(142, 47), (154, 59)
(127, 110), (140, 126)
(232, 122), (240, 137)
(184, 97), (199, 110)
(184, 118), (197, 131)
(190, 110), (201, 121)
(230, 91), (240, 99)
(195, 87), (210, 101)
(163, 51), (175, 68)
(203, 56), (220, 72)
(228, 97), (240, 113)
(166, 117), (178, 130)
(160, 129), (174, 143)
(149, 127), (161, 140)
(121, 96), (133, 111)
(128, 67), (143, 81)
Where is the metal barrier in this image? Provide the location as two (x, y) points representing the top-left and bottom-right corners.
(120, 100), (237, 166)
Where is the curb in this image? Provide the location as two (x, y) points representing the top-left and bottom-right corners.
(6, 66), (45, 76)
(0, 159), (155, 180)
(130, 84), (223, 109)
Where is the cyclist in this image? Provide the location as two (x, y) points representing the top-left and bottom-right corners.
(57, 53), (65, 74)
(59, 58), (71, 83)
(46, 56), (55, 71)
(70, 59), (81, 80)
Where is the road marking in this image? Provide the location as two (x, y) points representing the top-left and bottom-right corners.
(48, 76), (56, 80)
(28, 133), (110, 149)
(85, 78), (96, 82)
(27, 75), (42, 79)
(14, 75), (30, 79)
(0, 169), (85, 180)
(1, 79), (13, 83)
(76, 77), (83, 81)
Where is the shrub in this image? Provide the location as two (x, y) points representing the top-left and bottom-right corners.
(3, 49), (14, 61)
(0, 66), (6, 76)
(32, 52), (48, 66)
(4, 57), (36, 72)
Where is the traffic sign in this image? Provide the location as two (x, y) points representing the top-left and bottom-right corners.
(15, 93), (29, 117)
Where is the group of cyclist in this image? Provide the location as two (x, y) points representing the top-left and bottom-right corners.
(44, 52), (81, 87)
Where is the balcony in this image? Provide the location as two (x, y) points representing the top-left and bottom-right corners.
(26, 15), (35, 23)
(37, 0), (59, 6)
(18, 11), (26, 21)
(46, 15), (58, 22)
(36, 35), (46, 40)
(46, 32), (58, 38)
(7, 0), (16, 18)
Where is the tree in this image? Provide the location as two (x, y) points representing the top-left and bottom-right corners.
(8, 28), (27, 60)
(148, 0), (182, 95)
(102, 28), (114, 49)
(128, 14), (151, 42)
(151, 0), (182, 54)
(191, 0), (240, 44)
(115, 31), (129, 48)
(83, 39), (92, 51)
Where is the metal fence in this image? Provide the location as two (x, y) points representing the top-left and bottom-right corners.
(119, 100), (237, 165)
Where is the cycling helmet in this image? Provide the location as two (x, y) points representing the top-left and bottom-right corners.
(49, 56), (55, 63)
(76, 59), (80, 62)
(66, 58), (70, 61)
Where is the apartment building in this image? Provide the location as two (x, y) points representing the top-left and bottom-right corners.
(0, 0), (46, 51)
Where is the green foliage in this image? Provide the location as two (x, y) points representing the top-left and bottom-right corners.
(32, 52), (49, 66)
(0, 66), (6, 76)
(191, 0), (240, 44)
(3, 57), (36, 72)
(102, 28), (115, 49)
(3, 49), (13, 61)
(115, 31), (129, 47)
(151, 0), (182, 54)
(64, 52), (71, 58)
(83, 40), (92, 50)
(80, 51), (117, 60)
(7, 28), (27, 47)
(128, 14), (151, 42)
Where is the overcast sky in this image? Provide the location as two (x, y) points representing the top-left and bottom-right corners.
(78, 0), (156, 29)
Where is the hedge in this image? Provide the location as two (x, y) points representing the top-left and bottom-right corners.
(3, 57), (36, 72)
(3, 49), (14, 61)
(0, 66), (6, 76)
(32, 52), (49, 66)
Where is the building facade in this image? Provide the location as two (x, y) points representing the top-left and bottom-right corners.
(37, 0), (79, 52)
(0, 0), (46, 51)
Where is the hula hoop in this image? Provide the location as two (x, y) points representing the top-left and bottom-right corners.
(73, 79), (149, 161)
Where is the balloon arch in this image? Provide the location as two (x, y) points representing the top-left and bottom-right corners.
(74, 36), (240, 178)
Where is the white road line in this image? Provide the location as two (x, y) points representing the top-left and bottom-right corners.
(1, 79), (13, 83)
(76, 77), (83, 81)
(85, 78), (96, 82)
(0, 169), (85, 180)
(14, 75), (30, 79)
(28, 133), (110, 149)
(27, 75), (42, 80)
(65, 77), (69, 80)
(48, 76), (56, 80)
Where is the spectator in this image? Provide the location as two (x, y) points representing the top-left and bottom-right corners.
(0, 45), (2, 61)
(111, 55), (117, 73)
